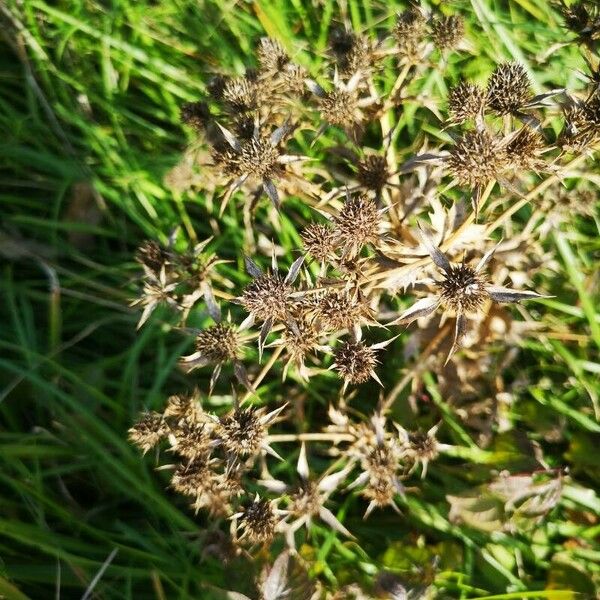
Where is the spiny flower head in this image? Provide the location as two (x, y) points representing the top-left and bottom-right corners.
(399, 426), (440, 478)
(393, 7), (427, 60)
(447, 81), (486, 124)
(171, 457), (212, 497)
(447, 129), (507, 188)
(217, 407), (265, 457)
(180, 101), (211, 131)
(128, 412), (167, 454)
(233, 497), (278, 544)
(195, 323), (241, 364)
(169, 416), (213, 460)
(320, 88), (360, 127)
(301, 223), (338, 262)
(311, 288), (374, 331)
(257, 37), (289, 73)
(486, 62), (532, 115)
(334, 192), (381, 257)
(431, 15), (465, 50)
(333, 340), (379, 386)
(135, 240), (169, 275)
(505, 127), (546, 170)
(329, 28), (376, 76)
(222, 76), (262, 113)
(240, 271), (292, 323)
(439, 263), (488, 313)
(356, 154), (390, 192)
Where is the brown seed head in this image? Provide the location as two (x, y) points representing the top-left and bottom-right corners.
(448, 129), (507, 188)
(128, 412), (167, 454)
(135, 240), (169, 274)
(237, 498), (277, 544)
(301, 223), (338, 262)
(195, 323), (241, 364)
(163, 393), (203, 420)
(334, 340), (378, 385)
(281, 320), (321, 367)
(486, 62), (531, 115)
(239, 136), (282, 180)
(312, 289), (373, 331)
(447, 81), (486, 124)
(170, 417), (212, 459)
(180, 101), (211, 130)
(222, 77), (261, 113)
(394, 8), (426, 60)
(506, 127), (545, 170)
(334, 193), (380, 255)
(171, 457), (212, 497)
(431, 15), (465, 50)
(241, 272), (292, 322)
(289, 481), (321, 518)
(361, 445), (400, 508)
(320, 89), (359, 127)
(329, 28), (374, 75)
(257, 37), (289, 73)
(357, 155), (390, 192)
(207, 75), (228, 101)
(405, 430), (439, 464)
(218, 407), (264, 457)
(281, 63), (308, 95)
(438, 263), (488, 313)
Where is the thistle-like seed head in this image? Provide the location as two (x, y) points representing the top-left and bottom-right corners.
(195, 323), (241, 364)
(431, 15), (465, 50)
(241, 272), (292, 322)
(281, 320), (321, 367)
(222, 77), (261, 113)
(163, 393), (203, 420)
(289, 481), (321, 518)
(301, 223), (338, 262)
(334, 193), (380, 255)
(257, 37), (289, 73)
(135, 240), (169, 274)
(357, 155), (390, 192)
(394, 8), (426, 60)
(207, 75), (228, 101)
(506, 127), (545, 170)
(448, 130), (507, 188)
(486, 62), (531, 115)
(447, 81), (486, 124)
(312, 289), (373, 331)
(180, 101), (211, 131)
(281, 63), (308, 95)
(405, 430), (439, 464)
(334, 340), (378, 385)
(218, 407), (264, 457)
(237, 498), (277, 544)
(320, 89), (359, 127)
(438, 264), (488, 313)
(171, 457), (211, 496)
(361, 445), (399, 508)
(128, 412), (167, 454)
(239, 136), (282, 180)
(329, 28), (374, 75)
(170, 417), (212, 459)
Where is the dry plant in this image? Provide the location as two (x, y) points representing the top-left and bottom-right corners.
(127, 3), (598, 596)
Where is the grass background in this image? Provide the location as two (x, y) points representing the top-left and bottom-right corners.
(1, 0), (599, 598)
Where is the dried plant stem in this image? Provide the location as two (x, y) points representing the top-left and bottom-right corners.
(383, 321), (452, 410)
(241, 345), (285, 402)
(266, 433), (355, 443)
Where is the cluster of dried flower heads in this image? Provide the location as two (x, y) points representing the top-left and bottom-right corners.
(129, 3), (598, 595)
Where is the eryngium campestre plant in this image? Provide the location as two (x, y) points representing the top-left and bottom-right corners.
(127, 6), (598, 595)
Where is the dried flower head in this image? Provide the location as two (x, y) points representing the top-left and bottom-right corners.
(257, 37), (289, 73)
(301, 223), (338, 262)
(329, 28), (376, 76)
(135, 240), (169, 275)
(334, 192), (381, 257)
(392, 228), (549, 361)
(240, 272), (291, 324)
(171, 457), (213, 497)
(399, 425), (440, 478)
(394, 8), (427, 61)
(557, 0), (600, 47)
(486, 62), (532, 115)
(131, 265), (179, 328)
(356, 154), (391, 193)
(233, 496), (278, 544)
(217, 407), (265, 457)
(222, 76), (261, 113)
(360, 444), (403, 516)
(447, 81), (486, 124)
(447, 129), (507, 189)
(333, 339), (379, 387)
(195, 323), (241, 364)
(431, 15), (465, 51)
(505, 126), (546, 170)
(190, 470), (244, 518)
(128, 412), (167, 454)
(169, 416), (213, 460)
(311, 288), (374, 332)
(180, 101), (211, 131)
